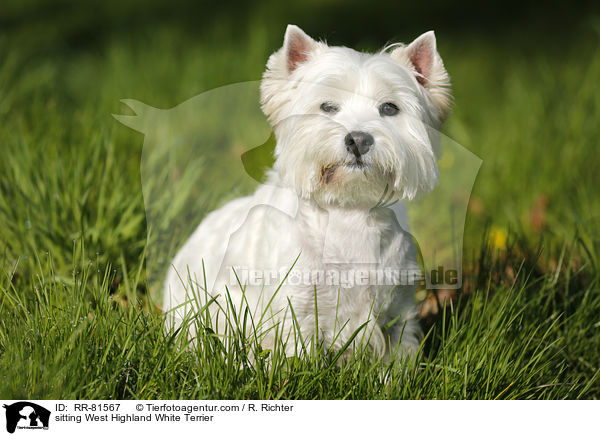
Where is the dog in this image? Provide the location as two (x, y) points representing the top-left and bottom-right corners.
(163, 25), (452, 361)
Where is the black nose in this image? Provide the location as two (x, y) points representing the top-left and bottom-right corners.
(345, 131), (374, 158)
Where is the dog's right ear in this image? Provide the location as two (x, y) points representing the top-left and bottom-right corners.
(282, 25), (319, 73)
(261, 25), (324, 122)
(266, 25), (322, 78)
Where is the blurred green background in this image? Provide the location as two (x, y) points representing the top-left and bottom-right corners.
(1, 0), (599, 282)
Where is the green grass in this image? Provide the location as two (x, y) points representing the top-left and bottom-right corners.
(1, 238), (598, 399)
(1, 12), (599, 399)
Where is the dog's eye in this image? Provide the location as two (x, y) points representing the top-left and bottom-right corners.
(320, 102), (340, 114)
(379, 102), (400, 117)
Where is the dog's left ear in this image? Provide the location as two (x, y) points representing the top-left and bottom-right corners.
(391, 31), (452, 122)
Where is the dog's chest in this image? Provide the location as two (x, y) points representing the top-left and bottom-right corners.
(296, 202), (405, 271)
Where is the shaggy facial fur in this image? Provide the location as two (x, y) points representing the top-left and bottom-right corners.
(163, 25), (452, 360)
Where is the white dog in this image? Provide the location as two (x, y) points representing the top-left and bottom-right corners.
(163, 25), (451, 361)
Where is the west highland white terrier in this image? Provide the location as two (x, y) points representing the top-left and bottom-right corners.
(163, 25), (452, 361)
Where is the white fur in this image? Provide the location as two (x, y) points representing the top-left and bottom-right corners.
(163, 25), (452, 361)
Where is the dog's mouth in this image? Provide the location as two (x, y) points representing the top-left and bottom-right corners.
(322, 160), (368, 184)
(345, 159), (365, 169)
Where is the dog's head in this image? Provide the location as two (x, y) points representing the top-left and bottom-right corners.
(260, 25), (452, 207)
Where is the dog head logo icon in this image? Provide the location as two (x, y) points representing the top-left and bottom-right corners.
(3, 402), (50, 433)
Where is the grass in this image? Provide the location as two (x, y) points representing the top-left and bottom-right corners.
(1, 8), (599, 399)
(1, 238), (598, 399)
